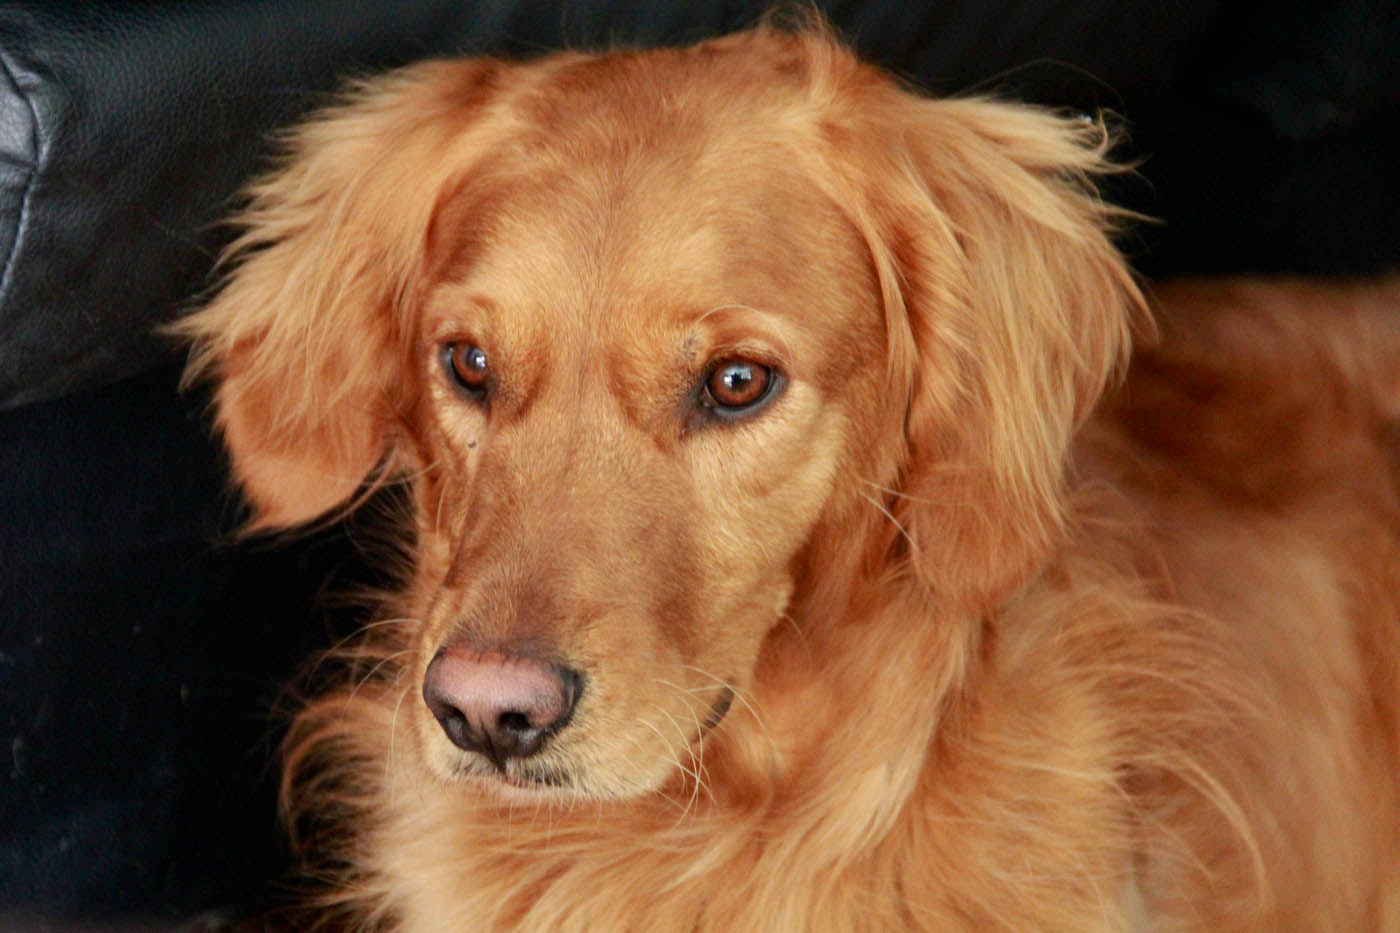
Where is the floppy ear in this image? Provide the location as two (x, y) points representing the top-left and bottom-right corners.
(846, 95), (1147, 611)
(173, 61), (504, 530)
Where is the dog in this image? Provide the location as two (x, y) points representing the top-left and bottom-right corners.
(175, 22), (1400, 931)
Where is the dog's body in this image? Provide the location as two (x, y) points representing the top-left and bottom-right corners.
(178, 26), (1400, 931)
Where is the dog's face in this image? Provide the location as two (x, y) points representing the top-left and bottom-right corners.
(406, 131), (887, 796)
(178, 29), (1139, 801)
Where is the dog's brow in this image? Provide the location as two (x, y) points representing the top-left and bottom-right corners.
(693, 302), (768, 324)
(686, 304), (796, 369)
(424, 294), (500, 340)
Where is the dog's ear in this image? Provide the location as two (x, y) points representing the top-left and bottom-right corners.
(173, 61), (504, 530)
(831, 92), (1147, 611)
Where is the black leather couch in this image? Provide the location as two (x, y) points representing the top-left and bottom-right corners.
(2, 0), (1397, 925)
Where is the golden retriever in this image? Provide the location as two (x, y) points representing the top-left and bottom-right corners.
(175, 22), (1400, 931)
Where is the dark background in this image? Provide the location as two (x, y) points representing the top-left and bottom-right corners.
(2, 0), (1397, 924)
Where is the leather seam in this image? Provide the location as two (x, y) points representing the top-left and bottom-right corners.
(0, 44), (44, 309)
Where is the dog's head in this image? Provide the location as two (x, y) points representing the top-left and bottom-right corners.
(179, 26), (1141, 800)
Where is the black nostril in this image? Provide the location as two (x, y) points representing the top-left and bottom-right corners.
(557, 667), (581, 721)
(497, 711), (533, 734)
(438, 709), (473, 750)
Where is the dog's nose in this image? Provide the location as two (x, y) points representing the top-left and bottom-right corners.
(422, 648), (580, 768)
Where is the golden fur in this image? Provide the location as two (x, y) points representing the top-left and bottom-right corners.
(176, 24), (1400, 931)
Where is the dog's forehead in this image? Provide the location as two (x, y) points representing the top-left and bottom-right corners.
(431, 129), (870, 347)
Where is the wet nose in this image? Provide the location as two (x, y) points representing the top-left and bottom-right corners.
(422, 647), (581, 768)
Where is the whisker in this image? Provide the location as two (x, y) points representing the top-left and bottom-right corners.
(384, 682), (415, 806)
(617, 727), (690, 813)
(638, 719), (703, 825)
(656, 693), (716, 808)
(857, 477), (935, 505)
(433, 475), (449, 535)
(348, 649), (416, 698)
(677, 664), (781, 772)
(857, 488), (919, 555)
(324, 616), (419, 657)
(778, 612), (811, 655)
(658, 707), (706, 817)
(395, 457), (443, 485)
(677, 665), (765, 730)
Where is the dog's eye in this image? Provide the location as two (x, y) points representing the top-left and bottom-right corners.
(701, 358), (778, 415)
(443, 343), (489, 397)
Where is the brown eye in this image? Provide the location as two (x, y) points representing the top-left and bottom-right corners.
(443, 343), (489, 396)
(702, 358), (777, 413)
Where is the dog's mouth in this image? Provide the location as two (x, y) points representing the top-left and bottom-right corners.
(453, 755), (577, 794)
(701, 685), (735, 733)
(439, 681), (739, 800)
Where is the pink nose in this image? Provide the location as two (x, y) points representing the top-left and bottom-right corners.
(422, 648), (581, 768)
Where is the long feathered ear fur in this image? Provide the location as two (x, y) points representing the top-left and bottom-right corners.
(809, 58), (1148, 611)
(172, 60), (505, 530)
(888, 100), (1146, 611)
